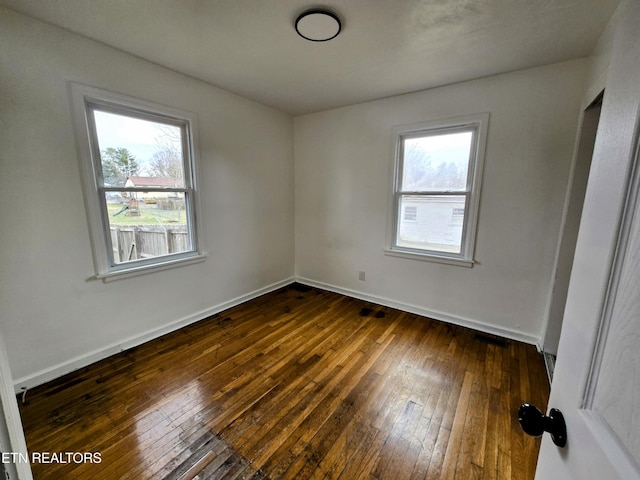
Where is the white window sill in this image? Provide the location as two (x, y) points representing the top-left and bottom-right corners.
(95, 253), (208, 282)
(384, 248), (474, 268)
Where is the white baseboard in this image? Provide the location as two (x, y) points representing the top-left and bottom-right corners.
(296, 277), (541, 347)
(15, 275), (541, 392)
(13, 277), (295, 393)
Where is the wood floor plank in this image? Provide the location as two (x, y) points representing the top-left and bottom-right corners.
(17, 284), (549, 479)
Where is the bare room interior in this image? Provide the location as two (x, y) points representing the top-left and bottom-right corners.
(1, 1), (639, 479)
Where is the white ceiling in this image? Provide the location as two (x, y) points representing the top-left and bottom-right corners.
(1, 0), (619, 115)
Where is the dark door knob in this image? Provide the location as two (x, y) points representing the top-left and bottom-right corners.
(518, 403), (567, 447)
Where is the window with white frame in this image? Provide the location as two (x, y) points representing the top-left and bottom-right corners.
(387, 113), (488, 266)
(404, 205), (418, 222)
(71, 84), (204, 280)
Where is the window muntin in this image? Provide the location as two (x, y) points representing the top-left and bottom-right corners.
(72, 84), (204, 279)
(389, 114), (488, 265)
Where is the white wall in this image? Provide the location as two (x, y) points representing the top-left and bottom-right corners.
(294, 60), (589, 344)
(541, 4), (617, 355)
(0, 8), (295, 387)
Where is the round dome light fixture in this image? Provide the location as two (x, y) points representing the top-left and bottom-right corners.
(295, 9), (341, 42)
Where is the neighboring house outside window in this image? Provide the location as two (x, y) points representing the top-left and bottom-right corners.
(386, 113), (489, 267)
(71, 84), (205, 281)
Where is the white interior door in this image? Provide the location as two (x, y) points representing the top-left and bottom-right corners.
(0, 331), (32, 480)
(534, 1), (640, 478)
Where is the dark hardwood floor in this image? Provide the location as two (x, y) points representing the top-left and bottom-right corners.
(18, 284), (549, 479)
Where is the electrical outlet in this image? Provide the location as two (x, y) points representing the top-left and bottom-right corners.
(358, 271), (366, 281)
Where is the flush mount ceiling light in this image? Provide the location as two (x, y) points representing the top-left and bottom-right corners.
(295, 9), (341, 42)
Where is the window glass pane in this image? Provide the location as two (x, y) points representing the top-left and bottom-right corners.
(93, 110), (185, 188)
(401, 131), (472, 191)
(104, 191), (190, 264)
(397, 195), (466, 253)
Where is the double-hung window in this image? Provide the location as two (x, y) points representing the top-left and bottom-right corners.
(387, 113), (488, 266)
(71, 84), (204, 280)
